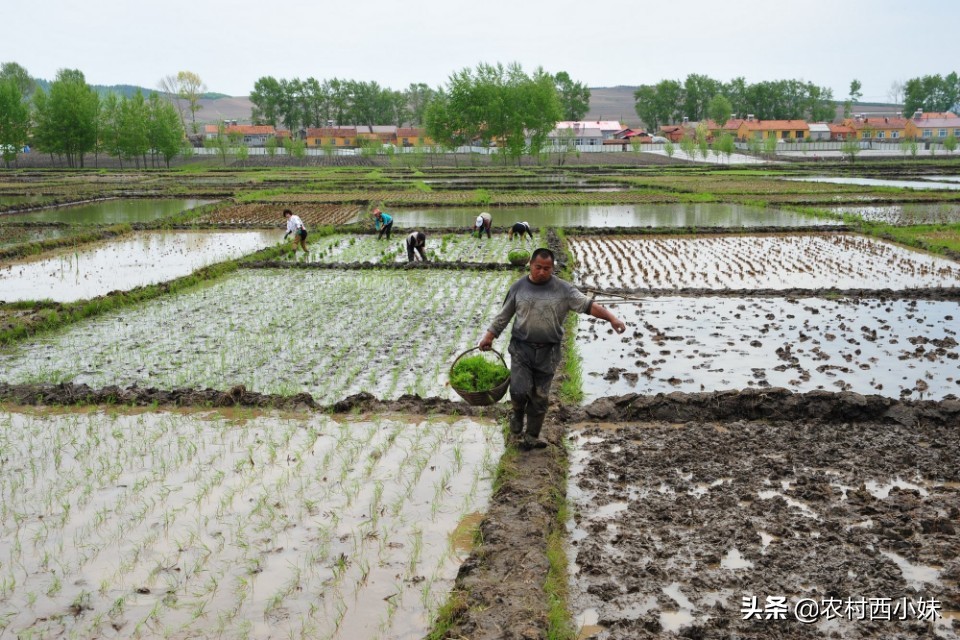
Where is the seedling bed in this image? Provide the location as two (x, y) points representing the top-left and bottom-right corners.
(0, 269), (515, 400)
(0, 408), (502, 639)
(569, 233), (960, 290)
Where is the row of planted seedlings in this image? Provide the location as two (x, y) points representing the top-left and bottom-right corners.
(566, 231), (960, 291)
(561, 226), (960, 400)
(0, 221), (526, 637)
(0, 407), (503, 639)
(0, 268), (517, 401)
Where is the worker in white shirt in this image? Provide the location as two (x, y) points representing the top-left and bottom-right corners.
(283, 209), (308, 256)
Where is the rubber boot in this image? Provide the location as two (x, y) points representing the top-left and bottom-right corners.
(522, 413), (547, 449)
(509, 410), (524, 436)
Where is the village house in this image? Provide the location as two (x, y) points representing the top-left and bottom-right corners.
(545, 125), (603, 148)
(396, 127), (433, 147)
(843, 114), (915, 141)
(555, 121), (623, 140)
(807, 123), (831, 141)
(828, 123), (856, 141)
(304, 127), (357, 148)
(733, 117), (809, 142)
(911, 110), (960, 141)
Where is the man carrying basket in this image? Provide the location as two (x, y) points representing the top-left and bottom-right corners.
(478, 248), (626, 450)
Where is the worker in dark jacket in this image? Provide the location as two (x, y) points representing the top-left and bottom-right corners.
(478, 248), (626, 450)
(406, 231), (427, 262)
(508, 221), (533, 241)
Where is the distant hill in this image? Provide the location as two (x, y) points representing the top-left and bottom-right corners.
(586, 86), (643, 128)
(32, 78), (230, 100)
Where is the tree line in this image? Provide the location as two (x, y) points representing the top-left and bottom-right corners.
(1, 62), (185, 168)
(634, 74), (838, 132)
(247, 70), (590, 133)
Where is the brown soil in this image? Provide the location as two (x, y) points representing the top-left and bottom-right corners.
(568, 417), (960, 639)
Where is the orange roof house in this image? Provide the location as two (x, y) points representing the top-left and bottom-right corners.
(844, 115), (915, 141)
(734, 118), (809, 141)
(305, 127), (358, 147)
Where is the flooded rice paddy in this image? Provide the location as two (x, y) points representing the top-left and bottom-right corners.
(0, 230), (276, 302)
(0, 269), (514, 399)
(284, 232), (539, 264)
(567, 418), (960, 639)
(373, 203), (831, 229)
(0, 225), (78, 249)
(577, 296), (960, 400)
(0, 408), (502, 639)
(4, 199), (215, 225)
(569, 233), (960, 290)
(827, 203), (960, 225)
(786, 176), (960, 190)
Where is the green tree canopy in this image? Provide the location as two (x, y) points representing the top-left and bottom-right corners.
(0, 62), (35, 99)
(707, 94), (733, 127)
(903, 72), (960, 115)
(554, 71), (591, 120)
(32, 68), (99, 167)
(0, 76), (30, 166)
(636, 74), (835, 130)
(426, 62), (561, 165)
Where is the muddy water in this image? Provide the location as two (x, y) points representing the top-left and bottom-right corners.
(5, 198), (215, 224)
(0, 229), (276, 302)
(0, 408), (503, 639)
(567, 420), (960, 639)
(570, 233), (960, 290)
(827, 203), (960, 225)
(577, 296), (960, 400)
(375, 204), (824, 229)
(0, 225), (75, 248)
(787, 176), (960, 190)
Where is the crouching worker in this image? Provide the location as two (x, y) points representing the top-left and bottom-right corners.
(283, 209), (308, 256)
(508, 221), (533, 241)
(478, 248), (626, 450)
(406, 231), (427, 262)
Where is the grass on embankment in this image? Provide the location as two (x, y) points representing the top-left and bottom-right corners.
(0, 224), (131, 261)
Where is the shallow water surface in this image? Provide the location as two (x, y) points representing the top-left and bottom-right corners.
(0, 229), (275, 301)
(577, 296), (960, 400)
(375, 203), (830, 229)
(0, 408), (502, 639)
(786, 176), (960, 190)
(6, 198), (214, 224)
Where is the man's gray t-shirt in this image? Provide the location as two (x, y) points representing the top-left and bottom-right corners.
(487, 275), (593, 344)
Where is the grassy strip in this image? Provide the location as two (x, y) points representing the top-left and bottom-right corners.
(0, 242), (289, 346)
(558, 314), (584, 404)
(545, 478), (576, 640)
(861, 222), (960, 259)
(0, 224), (131, 261)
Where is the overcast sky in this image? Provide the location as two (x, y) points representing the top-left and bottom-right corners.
(3, 0), (956, 101)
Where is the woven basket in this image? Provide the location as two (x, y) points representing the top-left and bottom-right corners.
(449, 347), (510, 406)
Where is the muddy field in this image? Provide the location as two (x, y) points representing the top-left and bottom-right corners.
(567, 415), (960, 639)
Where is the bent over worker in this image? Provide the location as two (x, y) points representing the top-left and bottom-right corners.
(406, 231), (427, 262)
(508, 221), (533, 241)
(478, 248), (626, 450)
(373, 207), (393, 240)
(283, 209), (308, 256)
(474, 211), (492, 239)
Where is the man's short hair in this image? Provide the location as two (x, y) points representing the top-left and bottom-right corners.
(283, 209), (293, 216)
(531, 248), (555, 264)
